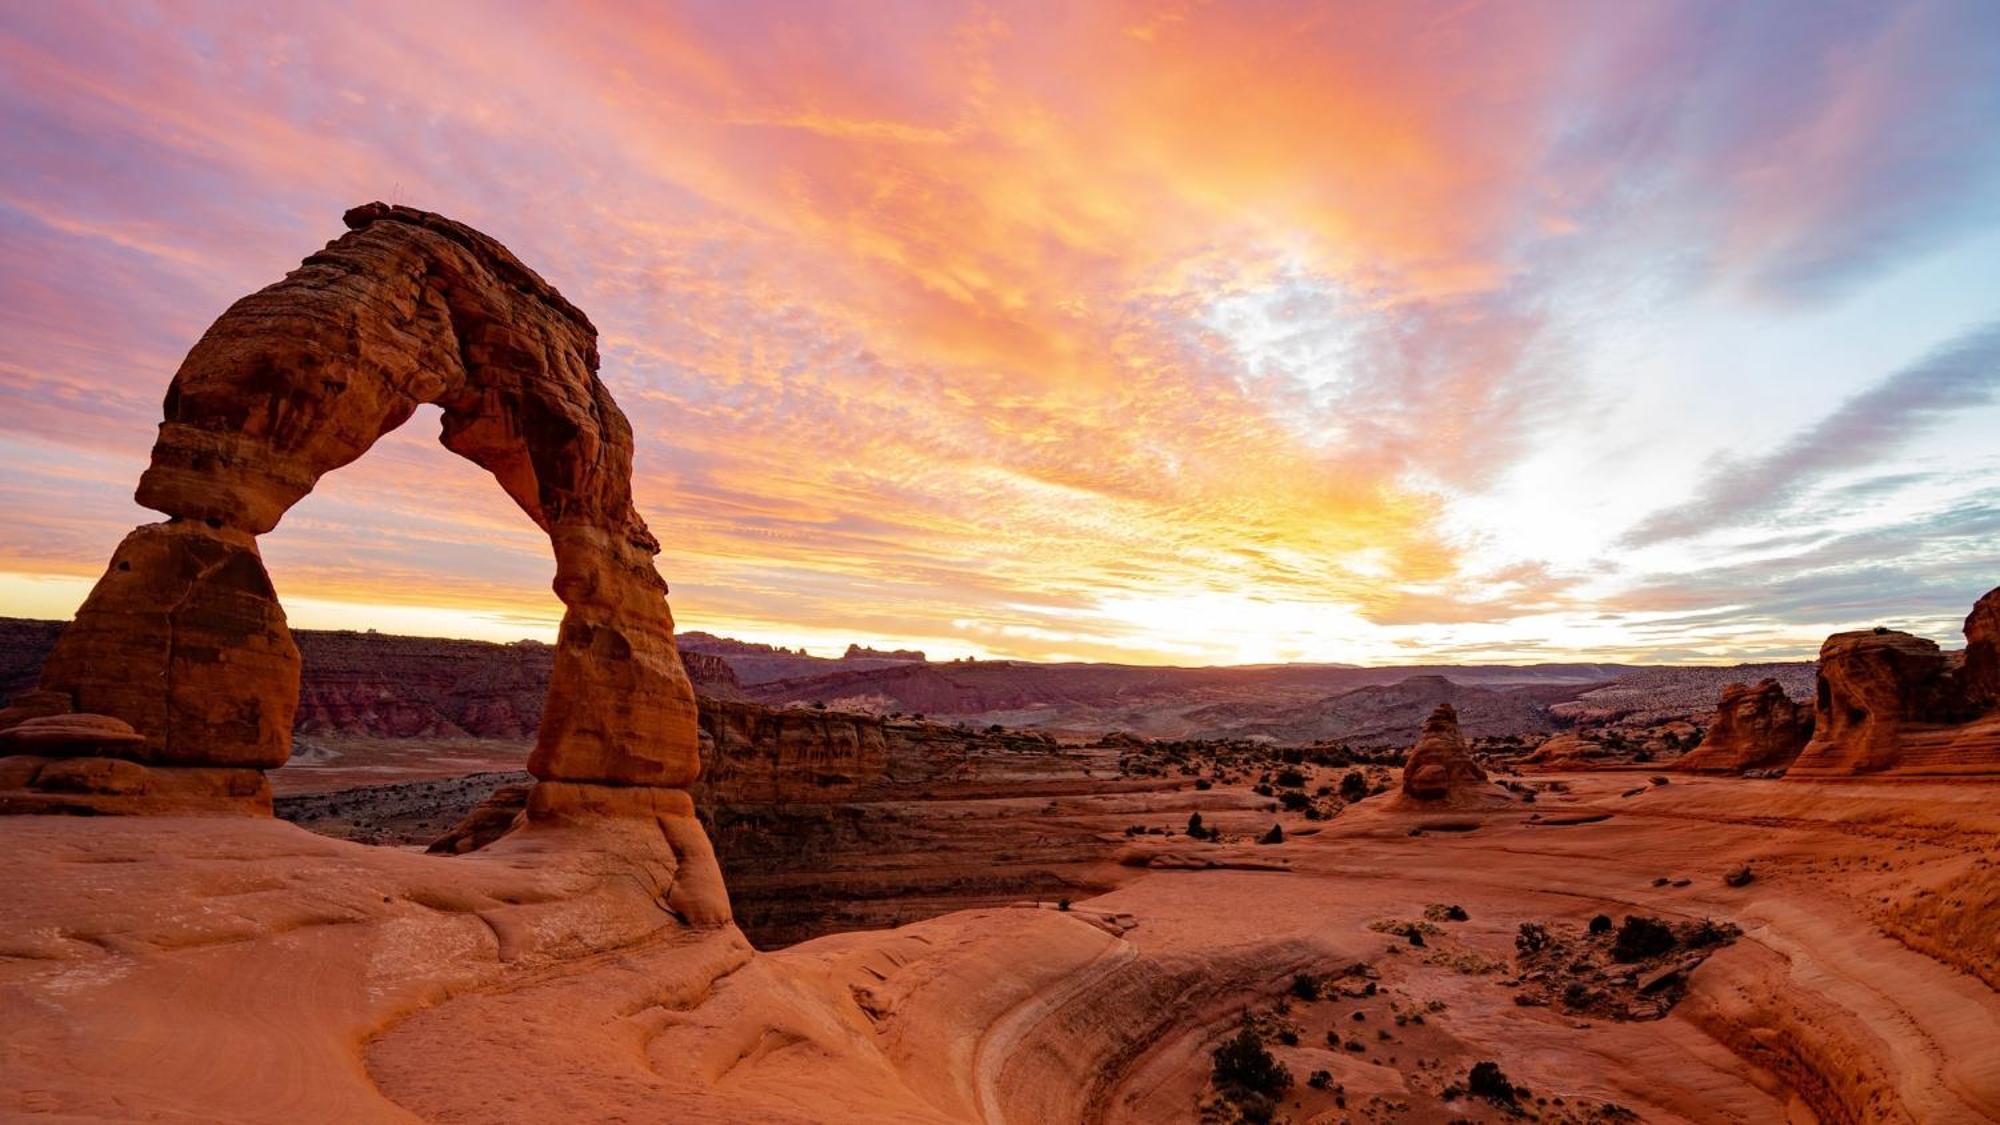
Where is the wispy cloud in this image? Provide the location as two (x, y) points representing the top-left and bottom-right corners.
(1623, 320), (2000, 546)
(0, 1), (1996, 662)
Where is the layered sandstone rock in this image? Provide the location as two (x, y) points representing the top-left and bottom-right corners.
(1792, 630), (1954, 775)
(1392, 703), (1509, 810)
(35, 521), (299, 768)
(1, 204), (706, 819)
(1520, 731), (1608, 770)
(1963, 587), (2000, 711)
(1791, 589), (2000, 776)
(694, 698), (890, 804)
(1676, 680), (1812, 775)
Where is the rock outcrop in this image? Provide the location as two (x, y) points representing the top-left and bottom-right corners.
(1392, 703), (1510, 810)
(1675, 680), (1812, 774)
(1520, 731), (1609, 770)
(1791, 588), (2000, 776)
(695, 698), (890, 804)
(0, 206), (708, 848)
(1963, 587), (2000, 711)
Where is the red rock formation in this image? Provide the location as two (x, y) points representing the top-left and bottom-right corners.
(1393, 703), (1508, 809)
(1963, 587), (2000, 711)
(1792, 630), (1952, 775)
(35, 522), (300, 769)
(695, 698), (890, 804)
(0, 205), (705, 822)
(1675, 679), (1812, 774)
(1791, 588), (2000, 776)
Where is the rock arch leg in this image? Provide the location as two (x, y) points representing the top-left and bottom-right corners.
(0, 205), (703, 832)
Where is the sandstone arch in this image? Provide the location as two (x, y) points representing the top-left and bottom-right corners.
(3, 204), (699, 811)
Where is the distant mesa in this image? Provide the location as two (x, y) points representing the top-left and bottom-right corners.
(843, 644), (926, 662)
(676, 632), (810, 657)
(1674, 679), (1812, 775)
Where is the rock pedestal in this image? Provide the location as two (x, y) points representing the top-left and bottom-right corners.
(1392, 703), (1510, 810)
(0, 204), (703, 819)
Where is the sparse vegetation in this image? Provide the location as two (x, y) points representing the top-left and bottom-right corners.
(1610, 915), (1678, 962)
(1468, 1060), (1518, 1105)
(1211, 1026), (1293, 1098)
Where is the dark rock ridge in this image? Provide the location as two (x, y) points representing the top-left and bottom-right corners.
(1, 619), (745, 741)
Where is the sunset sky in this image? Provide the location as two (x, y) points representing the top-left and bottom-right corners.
(2, 1), (1998, 666)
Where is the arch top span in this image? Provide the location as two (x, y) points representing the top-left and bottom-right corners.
(3, 203), (701, 810)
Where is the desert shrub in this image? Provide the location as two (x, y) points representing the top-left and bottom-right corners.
(1588, 914), (1613, 934)
(1187, 812), (1206, 838)
(1289, 973), (1322, 1001)
(1275, 767), (1308, 788)
(1279, 790), (1312, 811)
(1515, 922), (1551, 955)
(1258, 824), (1284, 845)
(1339, 771), (1368, 802)
(1307, 1069), (1333, 1090)
(1681, 918), (1738, 948)
(1234, 1093), (1276, 1123)
(1468, 1060), (1516, 1104)
(1194, 778), (1213, 790)
(1254, 783), (1275, 797)
(1212, 1027), (1293, 1096)
(1611, 915), (1678, 961)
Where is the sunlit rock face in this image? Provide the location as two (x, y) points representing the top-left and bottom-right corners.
(1963, 587), (2000, 712)
(2, 204), (702, 810)
(1791, 586), (2000, 777)
(1676, 679), (1812, 775)
(1400, 703), (1484, 799)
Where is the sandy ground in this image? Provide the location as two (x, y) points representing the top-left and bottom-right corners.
(2, 773), (1995, 1123)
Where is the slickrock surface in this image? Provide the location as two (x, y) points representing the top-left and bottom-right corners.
(1676, 679), (1813, 775)
(5, 773), (1996, 1123)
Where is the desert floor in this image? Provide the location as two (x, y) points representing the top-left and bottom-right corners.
(2, 772), (1995, 1124)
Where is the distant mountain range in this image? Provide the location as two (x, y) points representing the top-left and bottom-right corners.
(1, 618), (1813, 747)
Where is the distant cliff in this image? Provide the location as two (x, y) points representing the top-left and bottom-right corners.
(0, 618), (745, 738)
